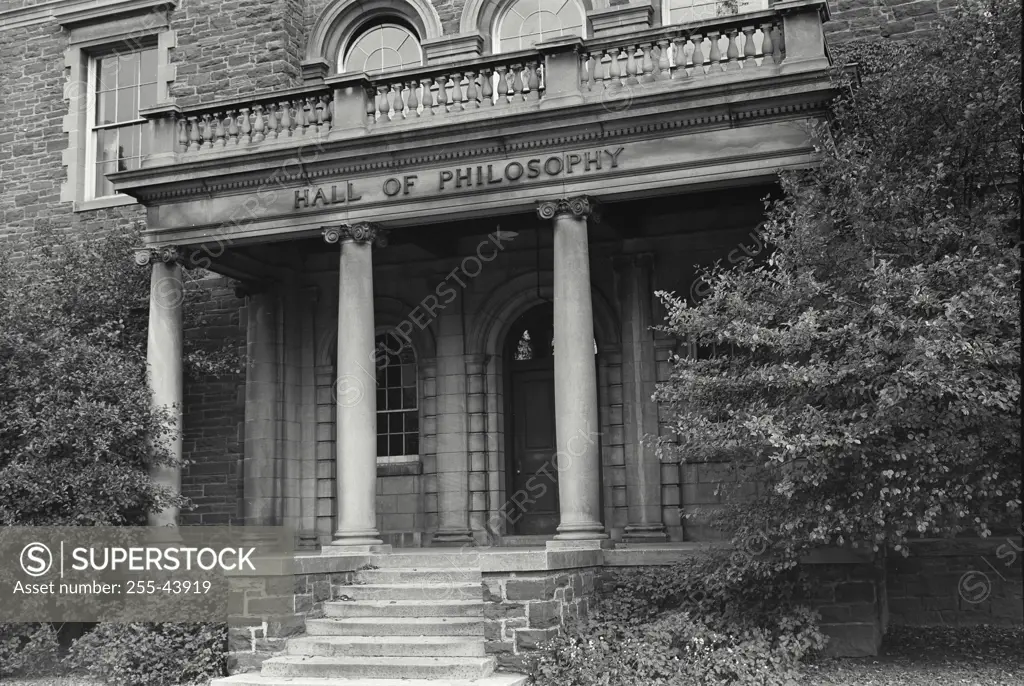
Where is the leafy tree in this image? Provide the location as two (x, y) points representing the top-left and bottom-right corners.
(0, 227), (235, 525)
(655, 0), (1021, 560)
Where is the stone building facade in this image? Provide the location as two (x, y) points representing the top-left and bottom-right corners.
(0, 0), (1019, 680)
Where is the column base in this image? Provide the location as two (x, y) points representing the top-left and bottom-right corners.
(554, 522), (609, 541)
(622, 525), (668, 542)
(546, 538), (615, 550)
(432, 530), (476, 547)
(327, 529), (385, 549)
(322, 543), (392, 555)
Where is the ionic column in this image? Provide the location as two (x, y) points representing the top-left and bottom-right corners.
(136, 246), (185, 528)
(323, 223), (385, 547)
(536, 197), (608, 542)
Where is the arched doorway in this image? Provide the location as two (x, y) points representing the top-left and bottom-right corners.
(502, 303), (559, 535)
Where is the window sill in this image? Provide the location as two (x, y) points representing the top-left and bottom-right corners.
(74, 194), (138, 213)
(377, 459), (422, 477)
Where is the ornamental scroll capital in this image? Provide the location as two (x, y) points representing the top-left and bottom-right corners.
(134, 245), (186, 267)
(536, 196), (600, 223)
(322, 223), (388, 248)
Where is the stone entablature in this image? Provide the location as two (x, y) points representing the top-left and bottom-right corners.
(109, 0), (833, 251)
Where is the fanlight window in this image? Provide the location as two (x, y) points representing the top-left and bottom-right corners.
(343, 22), (422, 73)
(496, 0), (585, 53)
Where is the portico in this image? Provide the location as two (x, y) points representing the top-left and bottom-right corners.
(116, 0), (834, 550)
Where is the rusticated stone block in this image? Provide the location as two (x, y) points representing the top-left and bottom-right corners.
(527, 599), (562, 629)
(515, 626), (560, 650)
(505, 576), (557, 601)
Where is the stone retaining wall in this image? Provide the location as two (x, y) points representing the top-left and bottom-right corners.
(481, 567), (601, 672)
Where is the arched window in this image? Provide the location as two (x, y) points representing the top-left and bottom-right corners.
(373, 332), (419, 458)
(495, 0), (585, 53)
(341, 21), (422, 73)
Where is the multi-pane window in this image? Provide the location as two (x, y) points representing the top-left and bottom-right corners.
(88, 47), (158, 199)
(496, 0), (585, 53)
(344, 23), (422, 73)
(374, 332), (419, 459)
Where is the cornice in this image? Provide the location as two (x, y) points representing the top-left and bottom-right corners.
(131, 98), (828, 204)
(0, 0), (177, 32)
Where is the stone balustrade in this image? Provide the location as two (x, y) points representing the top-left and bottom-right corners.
(581, 19), (784, 90)
(366, 50), (545, 124)
(145, 0), (828, 161)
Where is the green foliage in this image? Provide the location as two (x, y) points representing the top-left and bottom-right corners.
(66, 622), (226, 686)
(0, 623), (63, 679)
(530, 553), (826, 686)
(0, 227), (239, 525)
(655, 0), (1022, 559)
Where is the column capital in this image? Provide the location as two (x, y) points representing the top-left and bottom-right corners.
(134, 245), (186, 267)
(322, 223), (389, 247)
(536, 196), (601, 222)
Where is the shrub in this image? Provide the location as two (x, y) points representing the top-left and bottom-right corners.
(66, 622), (227, 686)
(0, 623), (63, 679)
(529, 552), (826, 686)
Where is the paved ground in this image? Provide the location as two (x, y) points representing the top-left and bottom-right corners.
(800, 626), (1024, 685)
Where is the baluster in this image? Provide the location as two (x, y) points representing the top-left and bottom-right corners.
(707, 31), (722, 72)
(401, 82), (412, 117)
(641, 43), (655, 83)
(760, 23), (775, 65)
(672, 35), (688, 79)
(625, 45), (639, 85)
(582, 53), (594, 90)
(608, 49), (622, 87)
(239, 108), (251, 144)
(741, 26), (756, 68)
(449, 72), (463, 112)
(420, 78), (435, 115)
(525, 62), (540, 100)
(314, 97), (325, 133)
(226, 111), (239, 145)
(391, 84), (404, 119)
(266, 104), (279, 140)
(407, 80), (420, 117)
(595, 51), (609, 89)
(725, 29), (740, 71)
(509, 64), (523, 102)
(434, 75), (448, 114)
(772, 24), (783, 64)
(252, 106), (265, 143)
(495, 66), (509, 106)
(279, 101), (293, 136)
(211, 112), (224, 147)
(690, 34), (705, 75)
(327, 98), (334, 131)
(375, 86), (388, 121)
(480, 68), (494, 106)
(656, 39), (671, 79)
(462, 71), (478, 109)
(177, 118), (188, 153)
(200, 114), (213, 149)
(188, 116), (200, 151)
(297, 99), (309, 135)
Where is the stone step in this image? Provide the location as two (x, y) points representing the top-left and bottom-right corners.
(357, 567), (483, 584)
(211, 672), (528, 686)
(287, 635), (485, 658)
(305, 616), (485, 637)
(324, 599), (485, 618)
(260, 655), (496, 680)
(344, 582), (482, 601)
(370, 552), (479, 569)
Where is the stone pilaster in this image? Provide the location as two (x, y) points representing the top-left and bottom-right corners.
(432, 308), (474, 545)
(614, 254), (667, 541)
(536, 197), (609, 545)
(136, 246), (186, 528)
